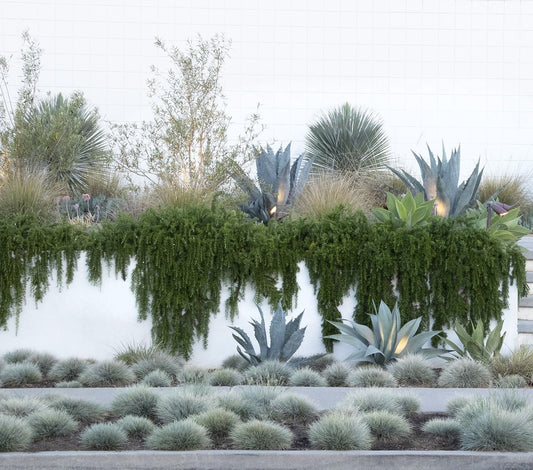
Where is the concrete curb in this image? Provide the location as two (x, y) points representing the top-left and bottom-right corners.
(1, 450), (532, 470)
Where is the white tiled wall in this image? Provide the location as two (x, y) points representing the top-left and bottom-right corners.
(1, 0), (532, 177)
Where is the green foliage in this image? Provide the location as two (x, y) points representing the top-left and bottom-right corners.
(146, 420), (212, 450)
(437, 358), (493, 388)
(305, 103), (390, 173)
(444, 319), (506, 363)
(328, 301), (445, 366)
(208, 368), (244, 386)
(308, 412), (372, 450)
(113, 341), (166, 366)
(490, 346), (533, 385)
(0, 362), (42, 386)
(348, 366), (398, 387)
(387, 354), (436, 387)
(373, 192), (435, 228)
(288, 367), (327, 387)
(111, 386), (160, 420)
(230, 302), (306, 365)
(233, 144), (312, 223)
(361, 410), (411, 440)
(27, 408), (78, 439)
(80, 423), (127, 450)
(230, 419), (293, 450)
(116, 415), (155, 439)
(78, 360), (135, 387)
(390, 145), (483, 217)
(0, 415), (33, 452)
(243, 360), (293, 386)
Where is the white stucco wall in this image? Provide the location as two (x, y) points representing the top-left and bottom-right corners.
(1, 0), (532, 177)
(0, 255), (517, 365)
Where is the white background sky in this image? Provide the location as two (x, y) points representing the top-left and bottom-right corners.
(1, 0), (533, 179)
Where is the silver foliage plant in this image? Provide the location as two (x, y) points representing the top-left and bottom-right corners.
(229, 302), (306, 365)
(390, 145), (483, 217)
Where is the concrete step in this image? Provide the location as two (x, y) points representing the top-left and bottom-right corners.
(519, 295), (533, 308)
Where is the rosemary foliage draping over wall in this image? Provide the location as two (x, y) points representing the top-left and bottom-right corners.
(0, 206), (527, 358)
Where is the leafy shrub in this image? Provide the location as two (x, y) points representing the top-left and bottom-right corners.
(490, 346), (533, 385)
(422, 418), (461, 439)
(437, 358), (492, 388)
(209, 368), (243, 386)
(322, 362), (352, 387)
(116, 415), (155, 439)
(221, 354), (249, 372)
(141, 369), (172, 387)
(230, 302), (306, 364)
(309, 412), (372, 450)
(244, 360), (293, 386)
(288, 367), (327, 387)
(0, 397), (47, 417)
(146, 420), (211, 450)
(27, 408), (78, 439)
(230, 420), (293, 450)
(0, 362), (42, 386)
(328, 300), (444, 365)
(0, 415), (33, 452)
(48, 358), (88, 382)
(80, 423), (128, 450)
(46, 396), (104, 424)
(156, 391), (211, 424)
(111, 386), (160, 420)
(348, 366), (398, 387)
(361, 410), (411, 440)
(373, 192), (434, 229)
(78, 360), (135, 387)
(177, 366), (210, 385)
(494, 374), (528, 388)
(269, 393), (318, 424)
(387, 354), (437, 387)
(55, 380), (82, 388)
(193, 408), (240, 442)
(131, 352), (181, 380)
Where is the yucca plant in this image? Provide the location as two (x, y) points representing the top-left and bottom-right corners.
(444, 319), (505, 363)
(232, 143), (312, 223)
(229, 302), (306, 365)
(390, 145), (482, 217)
(372, 192), (435, 228)
(327, 300), (446, 365)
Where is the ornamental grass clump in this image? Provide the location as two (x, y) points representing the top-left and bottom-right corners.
(216, 392), (257, 421)
(156, 391), (211, 424)
(0, 397), (48, 418)
(80, 423), (128, 450)
(422, 418), (461, 439)
(111, 386), (160, 420)
(494, 374), (528, 388)
(27, 352), (57, 377)
(395, 393), (421, 414)
(288, 354), (335, 372)
(341, 390), (403, 415)
(131, 352), (181, 380)
(237, 387), (281, 420)
(177, 366), (210, 385)
(269, 393), (318, 425)
(288, 367), (327, 387)
(209, 368), (244, 386)
(2, 349), (34, 364)
(309, 412), (372, 450)
(490, 346), (533, 385)
(230, 420), (293, 450)
(0, 415), (33, 452)
(146, 420), (211, 450)
(221, 354), (249, 372)
(116, 415), (156, 439)
(322, 362), (352, 387)
(55, 380), (82, 388)
(141, 369), (172, 387)
(48, 358), (88, 382)
(243, 360), (293, 386)
(348, 366), (398, 387)
(27, 408), (78, 439)
(387, 354), (437, 387)
(437, 358), (492, 388)
(361, 410), (411, 440)
(0, 362), (42, 386)
(46, 396), (104, 424)
(192, 408), (241, 443)
(78, 360), (135, 387)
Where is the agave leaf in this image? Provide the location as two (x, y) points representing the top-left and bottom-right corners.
(285, 311), (304, 343)
(280, 327), (306, 361)
(403, 330), (442, 353)
(236, 347), (254, 365)
(454, 323), (471, 347)
(388, 166), (425, 195)
(328, 320), (359, 338)
(252, 305), (269, 360)
(443, 337), (465, 357)
(394, 199), (408, 221)
(418, 347), (449, 359)
(485, 321), (505, 355)
(287, 153), (313, 205)
(350, 323), (376, 345)
(471, 321), (484, 347)
(269, 302), (286, 359)
(413, 152), (437, 201)
(326, 333), (366, 348)
(372, 207), (390, 223)
(453, 162), (483, 215)
(402, 191), (416, 212)
(229, 326), (255, 351)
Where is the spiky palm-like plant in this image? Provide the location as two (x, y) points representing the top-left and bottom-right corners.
(305, 103), (390, 173)
(233, 143), (312, 224)
(390, 145), (483, 217)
